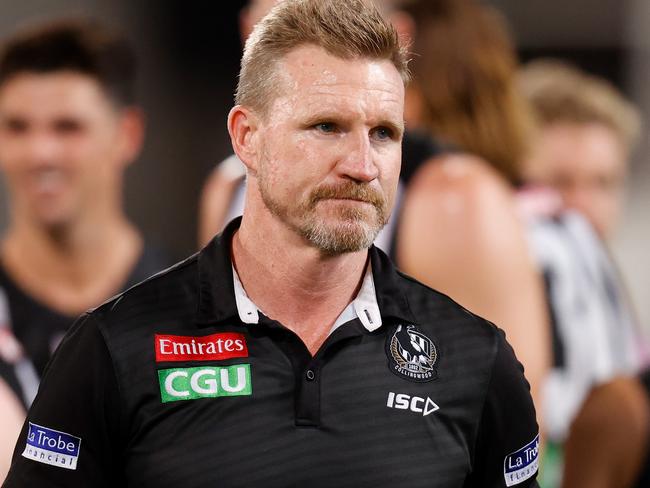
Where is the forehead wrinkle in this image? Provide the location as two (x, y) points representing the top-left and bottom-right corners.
(306, 84), (402, 102)
(279, 48), (403, 90)
(302, 94), (400, 112)
(302, 82), (403, 106)
(305, 67), (403, 92)
(268, 47), (404, 124)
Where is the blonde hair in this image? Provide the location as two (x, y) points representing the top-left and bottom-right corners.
(404, 0), (533, 184)
(520, 59), (642, 151)
(236, 0), (409, 116)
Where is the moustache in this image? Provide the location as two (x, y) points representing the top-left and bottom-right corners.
(308, 182), (385, 209)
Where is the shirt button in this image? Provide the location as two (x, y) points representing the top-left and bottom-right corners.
(305, 369), (316, 381)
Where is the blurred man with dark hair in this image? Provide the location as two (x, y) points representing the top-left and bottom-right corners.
(0, 19), (168, 381)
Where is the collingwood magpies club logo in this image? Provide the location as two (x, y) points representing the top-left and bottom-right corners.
(387, 324), (437, 382)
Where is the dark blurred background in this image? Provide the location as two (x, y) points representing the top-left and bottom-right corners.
(0, 0), (647, 324)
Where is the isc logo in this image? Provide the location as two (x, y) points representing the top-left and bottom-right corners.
(386, 391), (439, 416)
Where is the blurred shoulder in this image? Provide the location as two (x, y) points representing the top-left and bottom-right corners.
(401, 153), (520, 241)
(407, 152), (512, 202)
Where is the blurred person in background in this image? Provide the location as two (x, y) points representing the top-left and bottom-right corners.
(518, 59), (647, 486)
(198, 0), (281, 246)
(521, 59), (641, 241)
(0, 19), (169, 380)
(393, 0), (550, 425)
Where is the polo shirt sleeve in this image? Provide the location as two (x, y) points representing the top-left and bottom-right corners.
(465, 328), (540, 488)
(3, 313), (124, 487)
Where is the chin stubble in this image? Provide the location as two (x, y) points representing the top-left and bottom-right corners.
(259, 178), (388, 255)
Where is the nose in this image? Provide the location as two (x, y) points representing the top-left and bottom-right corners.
(336, 129), (379, 182)
(23, 131), (62, 167)
(564, 185), (592, 217)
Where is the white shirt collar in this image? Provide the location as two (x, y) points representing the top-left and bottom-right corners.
(231, 262), (382, 333)
(232, 268), (260, 325)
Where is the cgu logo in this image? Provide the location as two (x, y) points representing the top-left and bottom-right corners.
(386, 391), (439, 416)
(158, 364), (252, 403)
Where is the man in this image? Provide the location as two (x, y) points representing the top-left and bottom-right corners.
(0, 20), (169, 381)
(521, 59), (641, 241)
(4, 1), (538, 486)
(197, 0), (549, 431)
(198, 0), (403, 248)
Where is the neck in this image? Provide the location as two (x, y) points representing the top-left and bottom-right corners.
(1, 211), (142, 315)
(232, 210), (368, 353)
(5, 209), (127, 260)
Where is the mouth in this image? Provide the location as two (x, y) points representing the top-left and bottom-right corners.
(317, 197), (377, 208)
(326, 197), (372, 202)
(27, 168), (67, 195)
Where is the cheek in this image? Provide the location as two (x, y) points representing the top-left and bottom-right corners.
(72, 135), (119, 172)
(262, 133), (319, 182)
(378, 149), (401, 191)
(0, 133), (34, 166)
(598, 193), (622, 218)
(71, 132), (106, 156)
(0, 144), (19, 171)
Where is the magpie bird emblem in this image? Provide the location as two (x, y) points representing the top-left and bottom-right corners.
(387, 324), (437, 382)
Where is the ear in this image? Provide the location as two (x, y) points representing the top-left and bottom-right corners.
(115, 107), (145, 167)
(228, 105), (260, 175)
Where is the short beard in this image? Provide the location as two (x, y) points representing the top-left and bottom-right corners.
(259, 178), (388, 256)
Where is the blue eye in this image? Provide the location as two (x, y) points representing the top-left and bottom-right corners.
(315, 122), (336, 133)
(372, 127), (393, 140)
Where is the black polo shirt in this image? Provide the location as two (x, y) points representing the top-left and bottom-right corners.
(4, 218), (539, 487)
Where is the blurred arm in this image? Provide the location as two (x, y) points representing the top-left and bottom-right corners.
(562, 376), (650, 488)
(198, 155), (246, 248)
(0, 377), (25, 483)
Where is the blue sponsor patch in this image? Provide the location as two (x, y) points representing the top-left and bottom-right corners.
(504, 434), (539, 486)
(22, 422), (81, 470)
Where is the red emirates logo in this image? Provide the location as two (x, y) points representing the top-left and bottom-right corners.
(155, 332), (248, 362)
